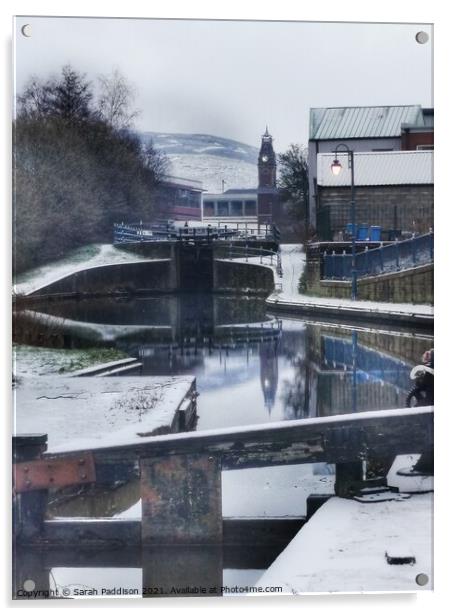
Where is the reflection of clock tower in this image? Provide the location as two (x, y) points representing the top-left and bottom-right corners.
(257, 126), (278, 225)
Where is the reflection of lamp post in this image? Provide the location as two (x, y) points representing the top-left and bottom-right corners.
(331, 144), (357, 300)
(351, 330), (358, 413)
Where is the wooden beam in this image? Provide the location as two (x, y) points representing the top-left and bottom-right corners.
(34, 517), (303, 549)
(43, 407), (433, 471)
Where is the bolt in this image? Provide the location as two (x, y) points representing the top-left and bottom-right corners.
(23, 467), (29, 473)
(80, 474), (87, 480)
(78, 459), (85, 465)
(25, 480), (31, 487)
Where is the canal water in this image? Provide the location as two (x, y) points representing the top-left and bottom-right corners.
(14, 293), (433, 596)
(17, 293), (433, 427)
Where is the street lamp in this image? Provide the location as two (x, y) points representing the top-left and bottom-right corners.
(330, 143), (357, 300)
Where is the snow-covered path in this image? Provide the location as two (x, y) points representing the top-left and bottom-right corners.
(272, 243), (433, 319)
(280, 243), (305, 296)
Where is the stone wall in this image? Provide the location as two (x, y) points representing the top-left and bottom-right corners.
(28, 243), (276, 297)
(213, 260), (274, 295)
(30, 260), (177, 296)
(305, 251), (433, 304)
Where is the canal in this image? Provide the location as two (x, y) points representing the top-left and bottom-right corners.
(16, 293), (433, 426)
(14, 293), (433, 596)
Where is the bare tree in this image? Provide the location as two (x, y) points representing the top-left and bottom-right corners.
(143, 140), (169, 183)
(17, 76), (53, 118)
(97, 69), (139, 130)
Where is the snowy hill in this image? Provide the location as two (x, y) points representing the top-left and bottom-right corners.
(140, 132), (259, 193)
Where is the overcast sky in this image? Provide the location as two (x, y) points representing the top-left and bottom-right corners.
(14, 17), (433, 151)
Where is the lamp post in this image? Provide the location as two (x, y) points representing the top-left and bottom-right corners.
(331, 144), (357, 300)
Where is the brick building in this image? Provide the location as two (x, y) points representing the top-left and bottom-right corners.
(315, 150), (433, 240)
(155, 175), (203, 221)
(308, 105), (434, 229)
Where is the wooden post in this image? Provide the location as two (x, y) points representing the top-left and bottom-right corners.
(13, 434), (48, 542)
(142, 545), (223, 598)
(140, 453), (222, 545)
(13, 547), (50, 600)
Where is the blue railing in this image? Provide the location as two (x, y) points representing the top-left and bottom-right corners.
(322, 335), (412, 391)
(322, 232), (433, 280)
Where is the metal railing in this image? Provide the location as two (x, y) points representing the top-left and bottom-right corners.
(217, 244), (283, 277)
(322, 232), (434, 280)
(113, 221), (278, 244)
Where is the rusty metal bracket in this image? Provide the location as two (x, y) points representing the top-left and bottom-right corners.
(13, 453), (96, 493)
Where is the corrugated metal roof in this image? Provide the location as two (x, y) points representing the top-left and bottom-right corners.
(310, 106), (424, 140)
(317, 150), (433, 187)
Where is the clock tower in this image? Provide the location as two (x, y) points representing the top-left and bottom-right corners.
(257, 126), (278, 225)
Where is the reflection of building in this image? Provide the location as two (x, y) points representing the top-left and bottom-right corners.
(259, 338), (279, 413)
(156, 175), (204, 221)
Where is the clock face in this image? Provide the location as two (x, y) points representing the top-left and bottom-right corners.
(261, 155), (269, 163)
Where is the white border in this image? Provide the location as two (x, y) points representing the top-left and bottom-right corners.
(1, 2), (448, 614)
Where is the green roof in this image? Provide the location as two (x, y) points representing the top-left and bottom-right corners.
(310, 105), (424, 140)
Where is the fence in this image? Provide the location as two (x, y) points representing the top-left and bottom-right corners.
(322, 233), (433, 280)
(113, 221), (277, 244)
(217, 244), (283, 277)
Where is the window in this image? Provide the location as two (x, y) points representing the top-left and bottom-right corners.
(416, 144), (434, 150)
(204, 201), (215, 216)
(230, 201), (243, 216)
(217, 202), (229, 216)
(245, 200), (256, 215)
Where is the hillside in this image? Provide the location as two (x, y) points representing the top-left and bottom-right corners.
(140, 132), (259, 193)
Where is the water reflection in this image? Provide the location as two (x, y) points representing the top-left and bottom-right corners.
(14, 546), (272, 598)
(15, 294), (432, 429)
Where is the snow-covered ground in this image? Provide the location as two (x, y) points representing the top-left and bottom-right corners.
(13, 345), (129, 377)
(256, 489), (433, 593)
(14, 375), (194, 452)
(14, 243), (165, 296)
(268, 292), (434, 318)
(167, 153), (258, 194)
(280, 244), (306, 295)
(271, 244), (434, 318)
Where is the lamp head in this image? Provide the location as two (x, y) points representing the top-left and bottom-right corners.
(331, 159), (342, 176)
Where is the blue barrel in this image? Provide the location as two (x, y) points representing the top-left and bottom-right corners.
(370, 226), (381, 241)
(357, 225), (369, 240)
(346, 223), (357, 238)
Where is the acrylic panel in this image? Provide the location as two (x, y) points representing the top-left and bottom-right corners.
(12, 16), (433, 599)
